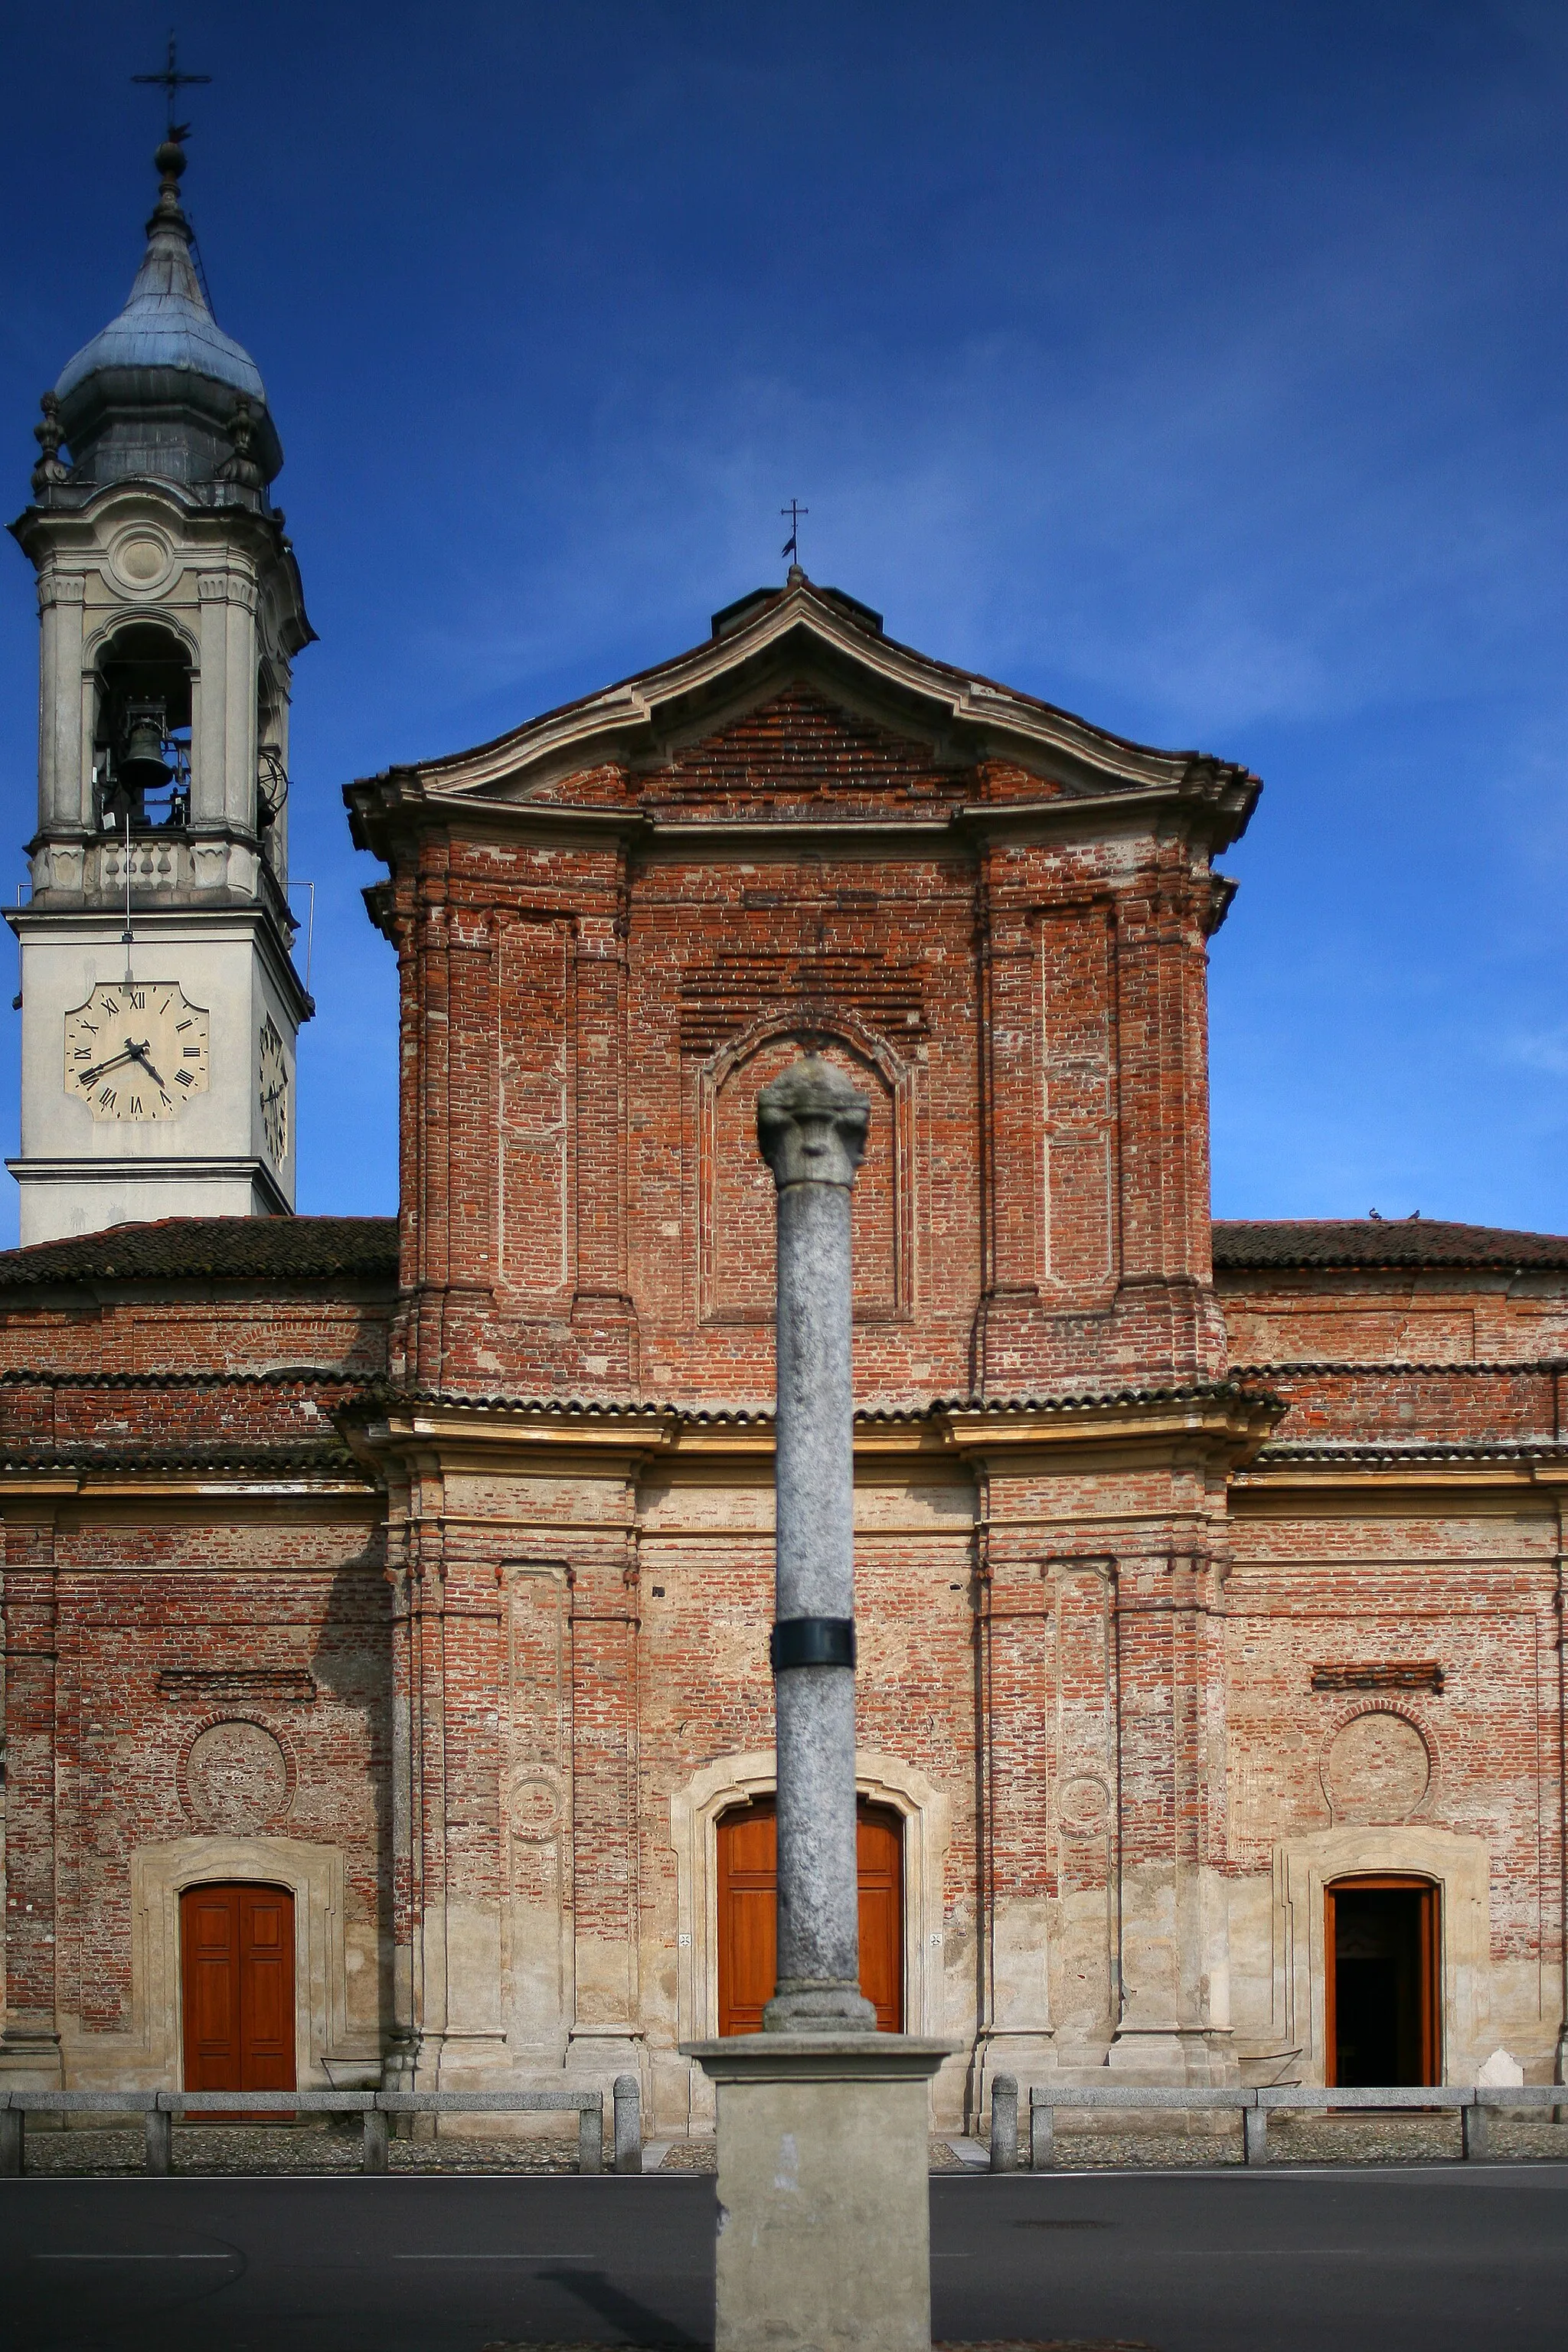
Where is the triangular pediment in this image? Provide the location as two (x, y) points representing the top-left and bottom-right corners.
(347, 577), (1261, 851)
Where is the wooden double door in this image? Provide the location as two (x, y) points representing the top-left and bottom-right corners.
(717, 1796), (903, 2034)
(180, 1882), (296, 2098)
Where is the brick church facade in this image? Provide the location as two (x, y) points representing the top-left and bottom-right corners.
(3, 148), (1566, 2136)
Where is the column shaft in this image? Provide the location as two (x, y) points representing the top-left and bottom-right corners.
(773, 1178), (860, 2001)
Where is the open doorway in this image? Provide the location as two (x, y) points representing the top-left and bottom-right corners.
(1325, 1875), (1439, 2086)
(715, 1795), (903, 2034)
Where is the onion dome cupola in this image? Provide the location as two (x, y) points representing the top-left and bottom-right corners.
(45, 131), (283, 501)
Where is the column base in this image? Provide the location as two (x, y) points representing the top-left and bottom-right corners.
(684, 2034), (954, 2352)
(0, 2030), (64, 2091)
(763, 1981), (877, 2034)
(1108, 2025), (1236, 2085)
(567, 2024), (646, 2082)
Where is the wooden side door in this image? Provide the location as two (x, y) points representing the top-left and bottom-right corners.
(181, 1883), (243, 2092)
(716, 1803), (778, 2037)
(239, 1886), (296, 2092)
(180, 1883), (296, 2100)
(856, 1802), (903, 2033)
(716, 1797), (904, 2034)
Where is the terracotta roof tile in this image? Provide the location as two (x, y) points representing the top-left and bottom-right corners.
(1212, 1219), (1568, 1272)
(0, 1212), (1563, 1296)
(0, 1215), (398, 1290)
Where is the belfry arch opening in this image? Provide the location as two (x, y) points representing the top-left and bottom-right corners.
(1325, 1874), (1440, 2087)
(256, 661), (289, 867)
(93, 622), (192, 831)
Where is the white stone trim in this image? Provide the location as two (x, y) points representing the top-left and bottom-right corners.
(115, 1834), (377, 2091)
(1271, 1824), (1491, 2086)
(668, 1746), (952, 2050)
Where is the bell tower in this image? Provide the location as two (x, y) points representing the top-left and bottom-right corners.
(7, 123), (313, 1244)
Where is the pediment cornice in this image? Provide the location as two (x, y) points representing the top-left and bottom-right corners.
(345, 578), (1261, 855)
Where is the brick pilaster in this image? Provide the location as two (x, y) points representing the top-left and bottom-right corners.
(1, 1510), (64, 2083)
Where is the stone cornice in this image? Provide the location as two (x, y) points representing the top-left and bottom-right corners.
(1233, 1438), (1568, 1498)
(8, 477), (314, 656)
(345, 582), (1260, 861)
(337, 1377), (1283, 1478)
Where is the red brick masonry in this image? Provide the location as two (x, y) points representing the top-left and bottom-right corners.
(3, 580), (1563, 2129)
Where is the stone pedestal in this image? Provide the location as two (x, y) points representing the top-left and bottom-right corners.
(684, 2034), (952, 2352)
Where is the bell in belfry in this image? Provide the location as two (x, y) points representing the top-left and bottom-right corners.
(118, 701), (173, 798)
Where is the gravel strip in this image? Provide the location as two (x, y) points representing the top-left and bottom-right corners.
(15, 2110), (1568, 2176)
(18, 2119), (579, 2176)
(1034, 2111), (1568, 2168)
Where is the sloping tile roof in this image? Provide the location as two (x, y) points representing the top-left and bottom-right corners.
(0, 1215), (399, 1290)
(0, 1439), (368, 1478)
(1211, 1219), (1568, 1272)
(0, 1212), (1562, 1294)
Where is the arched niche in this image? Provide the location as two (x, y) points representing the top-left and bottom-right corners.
(698, 1011), (913, 1322)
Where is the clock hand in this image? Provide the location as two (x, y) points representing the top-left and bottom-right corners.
(77, 1037), (148, 1088)
(124, 1038), (169, 1092)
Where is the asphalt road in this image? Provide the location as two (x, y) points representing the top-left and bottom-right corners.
(3, 2164), (1566, 2351)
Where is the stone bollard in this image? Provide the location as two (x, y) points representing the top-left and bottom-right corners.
(1462, 2102), (1489, 2161)
(577, 2100), (603, 2174)
(362, 2106), (390, 2174)
(0, 2107), (21, 2177)
(1243, 2105), (1269, 2167)
(144, 2106), (172, 2176)
(989, 2075), (1018, 2172)
(613, 2074), (642, 2174)
(1030, 2100), (1055, 2171)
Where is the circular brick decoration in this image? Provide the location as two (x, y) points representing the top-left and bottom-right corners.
(1057, 1775), (1111, 1835)
(1324, 1709), (1431, 1823)
(508, 1772), (564, 1842)
(183, 1720), (292, 1832)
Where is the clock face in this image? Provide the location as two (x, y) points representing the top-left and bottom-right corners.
(258, 1014), (289, 1165)
(64, 981), (210, 1122)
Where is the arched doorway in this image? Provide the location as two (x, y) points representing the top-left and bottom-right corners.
(716, 1795), (903, 2034)
(180, 1883), (296, 2097)
(1325, 1874), (1440, 2086)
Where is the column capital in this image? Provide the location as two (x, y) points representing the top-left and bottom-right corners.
(756, 1053), (869, 1189)
(36, 570), (86, 610)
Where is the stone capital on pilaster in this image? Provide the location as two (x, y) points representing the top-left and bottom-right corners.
(197, 571), (259, 611)
(37, 570), (87, 610)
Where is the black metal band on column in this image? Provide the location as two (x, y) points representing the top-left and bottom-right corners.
(769, 1615), (857, 1671)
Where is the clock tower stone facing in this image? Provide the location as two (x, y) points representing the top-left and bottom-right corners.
(7, 129), (313, 1243)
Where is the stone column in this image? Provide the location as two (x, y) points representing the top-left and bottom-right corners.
(684, 1052), (952, 2352)
(756, 1053), (875, 2033)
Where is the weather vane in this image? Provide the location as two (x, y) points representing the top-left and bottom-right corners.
(132, 32), (211, 139)
(781, 499), (808, 570)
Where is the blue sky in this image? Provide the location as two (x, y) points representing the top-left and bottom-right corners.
(1, 0), (1565, 1241)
